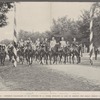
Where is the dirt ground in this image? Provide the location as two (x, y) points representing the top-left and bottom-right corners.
(0, 56), (100, 91)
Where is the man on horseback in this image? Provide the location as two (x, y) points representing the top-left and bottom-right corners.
(71, 38), (81, 64)
(66, 41), (70, 47)
(60, 37), (66, 49)
(49, 37), (58, 64)
(40, 38), (45, 49)
(59, 37), (67, 63)
(39, 37), (46, 64)
(35, 38), (40, 50)
(24, 38), (33, 65)
(26, 38), (33, 47)
(42, 38), (50, 64)
(44, 38), (49, 51)
(17, 39), (25, 64)
(34, 38), (41, 62)
(19, 39), (24, 48)
(7, 42), (17, 64)
(50, 37), (57, 51)
(72, 38), (78, 50)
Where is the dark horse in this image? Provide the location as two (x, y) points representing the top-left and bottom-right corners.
(35, 46), (40, 62)
(37, 42), (50, 65)
(7, 46), (14, 62)
(17, 47), (25, 64)
(59, 45), (72, 64)
(49, 43), (59, 64)
(0, 46), (6, 65)
(39, 43), (47, 65)
(43, 42), (50, 64)
(25, 46), (34, 65)
(71, 44), (82, 64)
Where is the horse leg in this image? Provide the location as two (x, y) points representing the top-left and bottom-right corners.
(31, 57), (33, 65)
(46, 54), (48, 65)
(1, 58), (2, 65)
(27, 56), (30, 65)
(53, 56), (55, 64)
(22, 58), (23, 65)
(79, 56), (81, 63)
(77, 54), (81, 64)
(35, 54), (37, 61)
(59, 55), (62, 64)
(9, 56), (11, 61)
(40, 55), (43, 65)
(22, 56), (24, 64)
(0, 56), (2, 65)
(69, 54), (71, 64)
(27, 56), (29, 65)
(36, 54), (39, 61)
(64, 55), (66, 64)
(76, 55), (79, 64)
(0, 58), (1, 65)
(55, 55), (57, 64)
(45, 54), (48, 65)
(29, 57), (31, 65)
(49, 55), (52, 65)
(72, 54), (74, 64)
(67, 55), (68, 63)
(3, 57), (5, 66)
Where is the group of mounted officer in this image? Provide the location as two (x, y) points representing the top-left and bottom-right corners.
(16, 37), (78, 48)
(0, 37), (82, 65)
(15, 37), (81, 65)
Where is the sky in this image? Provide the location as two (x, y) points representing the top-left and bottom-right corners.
(0, 2), (93, 41)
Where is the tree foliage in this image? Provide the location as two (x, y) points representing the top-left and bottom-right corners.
(0, 39), (12, 46)
(51, 16), (80, 42)
(0, 2), (13, 27)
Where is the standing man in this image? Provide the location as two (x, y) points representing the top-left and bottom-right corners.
(94, 47), (99, 60)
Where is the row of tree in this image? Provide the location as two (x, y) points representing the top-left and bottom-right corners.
(18, 9), (100, 50)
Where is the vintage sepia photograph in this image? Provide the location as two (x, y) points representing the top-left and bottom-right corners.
(0, 1), (100, 98)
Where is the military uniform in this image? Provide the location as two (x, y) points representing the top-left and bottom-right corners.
(72, 40), (79, 52)
(66, 42), (70, 48)
(35, 40), (40, 49)
(60, 40), (66, 48)
(40, 40), (45, 51)
(50, 39), (57, 51)
(72, 41), (78, 47)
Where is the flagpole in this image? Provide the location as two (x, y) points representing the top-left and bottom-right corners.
(89, 3), (97, 65)
(13, 2), (17, 67)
